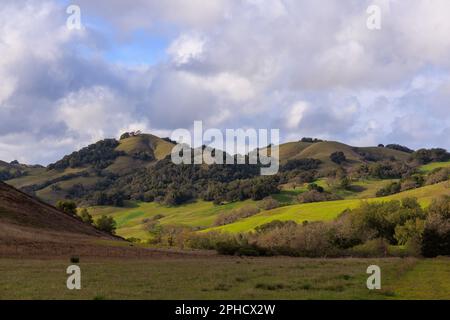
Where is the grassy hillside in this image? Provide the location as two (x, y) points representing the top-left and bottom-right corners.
(89, 199), (258, 239)
(265, 141), (411, 172)
(419, 160), (450, 173)
(205, 182), (449, 234)
(5, 134), (175, 204)
(116, 134), (174, 161)
(89, 180), (449, 240)
(0, 181), (113, 242)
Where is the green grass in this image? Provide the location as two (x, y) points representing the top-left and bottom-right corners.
(419, 161), (450, 173)
(89, 199), (258, 240)
(205, 182), (449, 233)
(88, 181), (449, 239)
(7, 167), (87, 189)
(386, 258), (450, 300)
(2, 257), (448, 300)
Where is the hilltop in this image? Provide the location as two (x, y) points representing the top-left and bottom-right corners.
(3, 133), (175, 204)
(0, 133), (448, 210)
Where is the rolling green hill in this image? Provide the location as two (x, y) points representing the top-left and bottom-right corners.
(5, 134), (175, 204)
(262, 140), (411, 171)
(419, 160), (450, 173)
(89, 181), (449, 240)
(1, 133), (448, 236)
(205, 182), (449, 234)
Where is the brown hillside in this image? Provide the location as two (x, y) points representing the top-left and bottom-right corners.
(0, 181), (111, 238)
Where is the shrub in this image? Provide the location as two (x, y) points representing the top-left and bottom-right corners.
(78, 208), (93, 224)
(421, 196), (450, 257)
(258, 197), (280, 210)
(56, 200), (77, 217)
(281, 159), (321, 172)
(330, 152), (346, 164)
(349, 238), (389, 257)
(394, 219), (425, 245)
(376, 182), (401, 197)
(94, 215), (117, 234)
(214, 206), (260, 226)
(297, 190), (341, 203)
(292, 221), (339, 257)
(425, 168), (450, 185)
(307, 183), (324, 193)
(411, 148), (450, 164)
(385, 144), (414, 154)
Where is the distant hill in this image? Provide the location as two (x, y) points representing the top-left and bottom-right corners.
(4, 134), (175, 204)
(0, 133), (444, 207)
(259, 140), (412, 169)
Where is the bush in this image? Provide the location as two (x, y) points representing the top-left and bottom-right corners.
(292, 221), (339, 257)
(78, 208), (93, 224)
(297, 190), (341, 203)
(214, 206), (260, 226)
(385, 144), (414, 154)
(369, 161), (414, 179)
(307, 183), (324, 193)
(56, 200), (77, 216)
(94, 215), (117, 234)
(258, 197), (280, 210)
(421, 196), (450, 257)
(425, 168), (450, 185)
(411, 148), (450, 164)
(330, 152), (346, 164)
(349, 238), (389, 257)
(376, 182), (401, 197)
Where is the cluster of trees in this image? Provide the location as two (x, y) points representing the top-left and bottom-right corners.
(410, 148), (450, 164)
(376, 168), (449, 197)
(300, 137), (324, 143)
(48, 139), (124, 170)
(56, 200), (116, 234)
(354, 161), (415, 179)
(0, 168), (25, 181)
(280, 158), (321, 172)
(330, 152), (347, 164)
(117, 157), (279, 206)
(214, 206), (260, 226)
(184, 196), (450, 258)
(203, 177), (280, 204)
(384, 144), (415, 154)
(90, 190), (125, 207)
(119, 131), (142, 140)
(297, 183), (341, 203)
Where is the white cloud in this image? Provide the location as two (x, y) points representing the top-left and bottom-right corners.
(168, 33), (206, 66)
(1, 0), (450, 164)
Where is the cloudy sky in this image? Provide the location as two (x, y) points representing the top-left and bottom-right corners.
(1, 0), (450, 164)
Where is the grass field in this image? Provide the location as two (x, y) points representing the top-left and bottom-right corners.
(90, 199), (258, 239)
(419, 161), (450, 173)
(1, 256), (448, 300)
(89, 181), (449, 239)
(206, 182), (449, 233)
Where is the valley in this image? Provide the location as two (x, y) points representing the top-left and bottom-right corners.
(1, 134), (449, 300)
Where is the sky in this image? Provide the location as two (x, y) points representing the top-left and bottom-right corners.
(0, 0), (450, 165)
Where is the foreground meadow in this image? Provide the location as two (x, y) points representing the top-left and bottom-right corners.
(0, 257), (449, 300)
